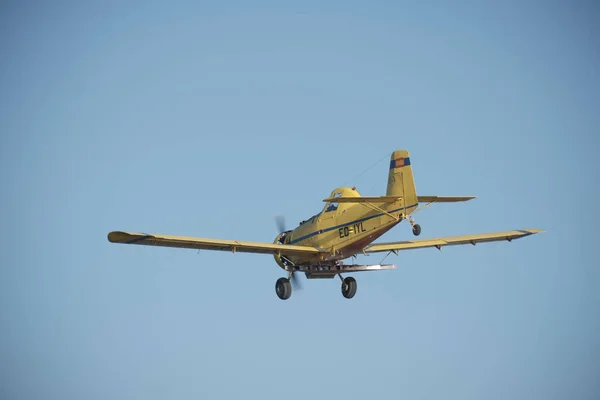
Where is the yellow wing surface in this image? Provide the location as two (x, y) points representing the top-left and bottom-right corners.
(364, 229), (544, 253)
(107, 231), (326, 256)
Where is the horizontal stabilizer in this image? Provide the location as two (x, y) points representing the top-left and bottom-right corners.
(323, 196), (402, 203)
(418, 196), (476, 203)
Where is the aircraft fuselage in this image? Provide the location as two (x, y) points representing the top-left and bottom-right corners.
(273, 186), (416, 268)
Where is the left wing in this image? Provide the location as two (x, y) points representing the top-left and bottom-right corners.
(108, 231), (326, 256)
(364, 229), (544, 253)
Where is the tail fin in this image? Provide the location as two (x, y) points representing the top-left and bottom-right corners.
(386, 150), (418, 209)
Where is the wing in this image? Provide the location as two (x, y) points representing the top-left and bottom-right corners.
(417, 196), (476, 203)
(107, 231), (326, 256)
(364, 229), (544, 253)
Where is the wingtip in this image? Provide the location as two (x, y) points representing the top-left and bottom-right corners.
(518, 228), (545, 235)
(108, 231), (128, 243)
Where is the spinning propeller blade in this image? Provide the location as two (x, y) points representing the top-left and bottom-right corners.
(275, 215), (301, 290)
(275, 215), (287, 233)
(290, 271), (303, 291)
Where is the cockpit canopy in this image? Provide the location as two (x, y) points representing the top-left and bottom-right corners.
(298, 187), (361, 226)
(322, 187), (360, 214)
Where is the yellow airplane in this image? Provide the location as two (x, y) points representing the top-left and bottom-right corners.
(108, 150), (543, 300)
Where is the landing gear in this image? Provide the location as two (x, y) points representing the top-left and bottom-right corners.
(276, 273), (360, 299)
(401, 213), (421, 236)
(412, 223), (421, 236)
(341, 276), (357, 299)
(275, 277), (292, 300)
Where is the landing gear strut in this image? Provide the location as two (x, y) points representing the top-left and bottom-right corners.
(340, 275), (357, 299)
(401, 213), (421, 236)
(275, 277), (292, 300)
(408, 216), (421, 236)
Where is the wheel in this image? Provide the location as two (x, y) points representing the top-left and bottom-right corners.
(341, 276), (357, 299)
(275, 277), (292, 300)
(412, 223), (421, 236)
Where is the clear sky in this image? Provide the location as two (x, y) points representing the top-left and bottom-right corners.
(1, 1), (599, 399)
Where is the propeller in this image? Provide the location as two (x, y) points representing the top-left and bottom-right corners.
(290, 270), (303, 291)
(275, 215), (303, 290)
(275, 215), (286, 233)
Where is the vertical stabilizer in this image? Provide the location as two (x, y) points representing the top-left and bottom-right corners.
(386, 150), (418, 210)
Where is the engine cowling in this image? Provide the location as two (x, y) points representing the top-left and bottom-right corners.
(273, 231), (292, 269)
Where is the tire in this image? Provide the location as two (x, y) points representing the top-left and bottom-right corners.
(341, 276), (357, 299)
(412, 224), (421, 236)
(276, 277), (292, 300)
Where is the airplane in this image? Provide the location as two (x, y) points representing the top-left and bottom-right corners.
(108, 150), (543, 300)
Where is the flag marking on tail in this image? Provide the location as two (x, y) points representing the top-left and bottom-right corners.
(390, 157), (411, 169)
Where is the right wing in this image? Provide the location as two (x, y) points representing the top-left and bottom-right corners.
(108, 231), (326, 256)
(364, 229), (544, 253)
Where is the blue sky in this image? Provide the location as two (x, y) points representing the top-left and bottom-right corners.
(1, 1), (599, 399)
